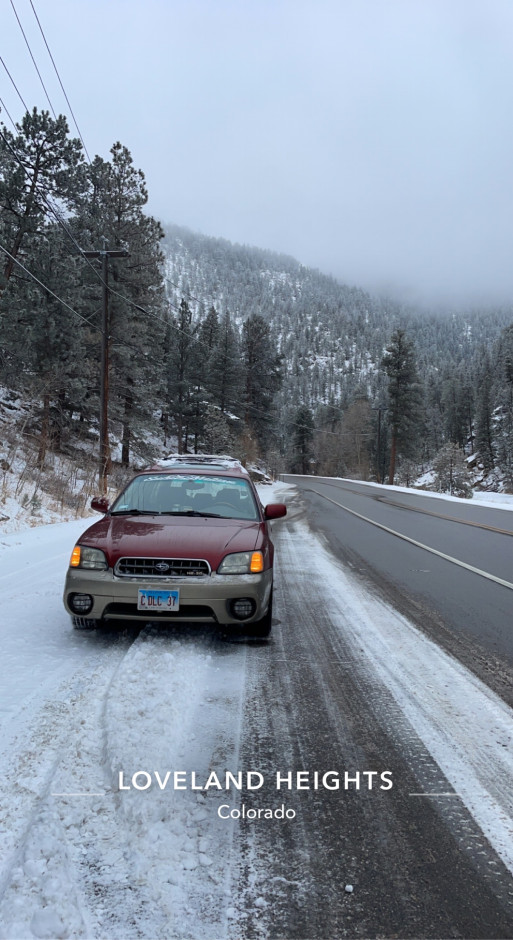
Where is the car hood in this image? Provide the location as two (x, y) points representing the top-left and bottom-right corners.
(78, 515), (265, 570)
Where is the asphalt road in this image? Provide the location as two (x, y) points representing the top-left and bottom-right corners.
(280, 475), (513, 704)
(230, 480), (513, 939)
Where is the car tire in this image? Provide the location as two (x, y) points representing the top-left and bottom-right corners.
(245, 591), (273, 638)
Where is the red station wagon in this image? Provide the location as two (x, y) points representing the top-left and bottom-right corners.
(63, 455), (286, 637)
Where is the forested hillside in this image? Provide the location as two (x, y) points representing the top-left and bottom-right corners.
(1, 108), (513, 506)
(163, 224), (513, 491)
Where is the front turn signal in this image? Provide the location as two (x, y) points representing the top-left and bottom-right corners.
(70, 545), (81, 567)
(250, 551), (264, 573)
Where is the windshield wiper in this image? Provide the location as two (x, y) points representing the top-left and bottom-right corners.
(111, 509), (227, 518)
(110, 508), (160, 515)
(159, 510), (222, 517)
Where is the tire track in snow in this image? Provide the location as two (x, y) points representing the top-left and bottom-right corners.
(0, 626), (250, 940)
(94, 628), (248, 939)
(0, 637), (134, 939)
(0, 627), (251, 939)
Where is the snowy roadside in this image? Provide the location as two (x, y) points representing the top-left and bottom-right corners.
(0, 507), (250, 938)
(1, 479), (512, 937)
(0, 493), (92, 537)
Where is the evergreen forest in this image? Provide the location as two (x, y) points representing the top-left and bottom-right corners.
(1, 108), (513, 496)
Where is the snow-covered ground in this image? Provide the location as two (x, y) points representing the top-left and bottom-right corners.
(0, 516), (249, 938)
(471, 490), (513, 509)
(0, 481), (512, 937)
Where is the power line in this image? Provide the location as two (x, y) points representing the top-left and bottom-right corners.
(166, 277), (208, 310)
(0, 95), (18, 130)
(2, 0), (92, 164)
(28, 0), (92, 163)
(0, 55), (29, 112)
(0, 242), (97, 328)
(9, 0), (57, 118)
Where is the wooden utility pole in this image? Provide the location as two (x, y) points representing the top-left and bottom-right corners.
(82, 246), (129, 494)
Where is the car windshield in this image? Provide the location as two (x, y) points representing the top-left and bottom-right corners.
(110, 474), (260, 521)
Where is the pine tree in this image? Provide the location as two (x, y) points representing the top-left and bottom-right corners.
(290, 405), (314, 473)
(493, 325), (513, 484)
(381, 329), (423, 484)
(166, 299), (197, 453)
(198, 305), (220, 352)
(441, 367), (469, 447)
(474, 352), (495, 471)
(242, 313), (283, 452)
(0, 108), (84, 298)
(208, 310), (244, 416)
(202, 404), (235, 454)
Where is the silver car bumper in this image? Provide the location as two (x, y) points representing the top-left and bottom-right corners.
(63, 567), (273, 625)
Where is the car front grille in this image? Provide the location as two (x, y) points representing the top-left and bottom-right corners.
(115, 557), (210, 578)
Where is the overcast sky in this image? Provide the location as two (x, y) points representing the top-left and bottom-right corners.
(2, 0), (513, 307)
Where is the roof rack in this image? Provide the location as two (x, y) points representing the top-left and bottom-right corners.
(155, 454), (247, 472)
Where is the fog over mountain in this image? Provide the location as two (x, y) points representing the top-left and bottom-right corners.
(162, 222), (513, 369)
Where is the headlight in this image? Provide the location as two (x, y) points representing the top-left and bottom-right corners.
(217, 551), (264, 574)
(70, 545), (108, 570)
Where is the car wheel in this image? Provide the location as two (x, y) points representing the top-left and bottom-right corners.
(71, 615), (99, 630)
(245, 591), (273, 638)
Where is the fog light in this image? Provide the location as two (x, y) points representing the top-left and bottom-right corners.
(231, 598), (256, 621)
(69, 593), (93, 614)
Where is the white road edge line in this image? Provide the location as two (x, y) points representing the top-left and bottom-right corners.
(317, 491), (513, 591)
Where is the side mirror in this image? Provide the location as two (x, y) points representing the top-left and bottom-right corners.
(91, 496), (110, 513)
(264, 503), (287, 520)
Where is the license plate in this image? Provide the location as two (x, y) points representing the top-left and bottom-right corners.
(137, 589), (180, 611)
